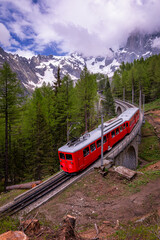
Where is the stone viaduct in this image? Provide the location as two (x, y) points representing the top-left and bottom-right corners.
(99, 98), (143, 170)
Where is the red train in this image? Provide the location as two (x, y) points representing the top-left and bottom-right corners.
(58, 107), (139, 174)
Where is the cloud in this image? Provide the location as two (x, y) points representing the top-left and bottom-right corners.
(1, 0), (160, 56)
(0, 23), (11, 47)
(13, 49), (36, 59)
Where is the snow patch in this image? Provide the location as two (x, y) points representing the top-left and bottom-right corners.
(152, 37), (160, 49)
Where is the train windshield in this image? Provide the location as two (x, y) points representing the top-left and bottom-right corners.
(60, 153), (65, 159)
(66, 154), (72, 160)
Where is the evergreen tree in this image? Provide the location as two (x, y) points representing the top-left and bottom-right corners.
(75, 66), (98, 132)
(0, 62), (23, 190)
(103, 77), (115, 117)
(54, 65), (61, 95)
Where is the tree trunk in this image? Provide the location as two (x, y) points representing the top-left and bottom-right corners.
(85, 107), (88, 132)
(60, 215), (76, 240)
(132, 80), (134, 104)
(4, 90), (8, 192)
(6, 181), (42, 190)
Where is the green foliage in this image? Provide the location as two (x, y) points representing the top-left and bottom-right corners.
(112, 55), (160, 103)
(0, 65), (99, 186)
(74, 66), (98, 133)
(0, 217), (19, 234)
(110, 223), (159, 240)
(127, 170), (160, 193)
(138, 121), (160, 162)
(145, 98), (160, 111)
(102, 77), (115, 117)
(0, 62), (24, 189)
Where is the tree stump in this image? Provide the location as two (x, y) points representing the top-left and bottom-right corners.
(20, 219), (40, 235)
(0, 231), (28, 240)
(59, 215), (76, 240)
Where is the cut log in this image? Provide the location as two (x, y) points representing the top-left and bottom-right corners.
(0, 231), (28, 240)
(114, 166), (137, 180)
(6, 181), (42, 190)
(59, 215), (76, 240)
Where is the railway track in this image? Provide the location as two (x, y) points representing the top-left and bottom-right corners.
(0, 99), (142, 218)
(0, 171), (72, 218)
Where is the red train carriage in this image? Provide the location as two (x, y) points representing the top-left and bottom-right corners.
(58, 107), (139, 174)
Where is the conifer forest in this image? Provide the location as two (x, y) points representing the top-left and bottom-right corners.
(0, 53), (160, 191)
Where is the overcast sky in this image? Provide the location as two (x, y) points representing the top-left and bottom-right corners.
(0, 0), (160, 58)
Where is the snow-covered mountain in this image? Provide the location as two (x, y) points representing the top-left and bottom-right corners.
(0, 31), (160, 92)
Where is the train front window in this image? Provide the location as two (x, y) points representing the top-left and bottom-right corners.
(90, 143), (96, 152)
(60, 153), (65, 159)
(97, 139), (101, 148)
(66, 154), (72, 160)
(83, 147), (90, 157)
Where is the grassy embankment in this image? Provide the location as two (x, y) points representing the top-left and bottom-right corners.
(0, 99), (160, 238)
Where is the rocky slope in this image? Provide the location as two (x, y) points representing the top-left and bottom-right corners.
(0, 31), (160, 92)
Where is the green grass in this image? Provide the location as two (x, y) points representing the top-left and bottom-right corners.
(145, 98), (160, 111)
(127, 170), (160, 193)
(109, 224), (159, 240)
(0, 217), (19, 234)
(0, 189), (26, 207)
(138, 121), (160, 162)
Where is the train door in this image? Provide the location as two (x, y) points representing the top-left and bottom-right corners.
(90, 142), (97, 162)
(103, 135), (108, 152)
(83, 146), (91, 167)
(96, 138), (101, 157)
(77, 150), (84, 170)
(65, 153), (73, 172)
(107, 133), (112, 150)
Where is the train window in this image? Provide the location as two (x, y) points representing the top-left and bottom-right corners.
(60, 153), (65, 159)
(123, 123), (126, 129)
(97, 139), (101, 148)
(66, 154), (72, 160)
(126, 123), (128, 127)
(90, 143), (96, 152)
(111, 131), (115, 138)
(116, 128), (119, 135)
(120, 126), (123, 132)
(83, 147), (90, 157)
(103, 135), (107, 143)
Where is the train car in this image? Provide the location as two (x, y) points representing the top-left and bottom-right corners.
(58, 107), (139, 174)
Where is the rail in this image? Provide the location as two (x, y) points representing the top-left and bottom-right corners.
(103, 99), (143, 160)
(0, 99), (143, 217)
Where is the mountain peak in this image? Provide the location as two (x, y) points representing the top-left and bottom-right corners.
(0, 31), (160, 92)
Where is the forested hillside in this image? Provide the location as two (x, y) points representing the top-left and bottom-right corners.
(0, 63), (114, 191)
(112, 54), (160, 103)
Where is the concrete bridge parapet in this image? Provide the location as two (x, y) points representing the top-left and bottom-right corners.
(105, 112), (143, 170)
(114, 135), (139, 170)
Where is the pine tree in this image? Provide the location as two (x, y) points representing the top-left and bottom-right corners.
(54, 65), (61, 95)
(0, 62), (23, 190)
(103, 77), (115, 117)
(75, 66), (98, 132)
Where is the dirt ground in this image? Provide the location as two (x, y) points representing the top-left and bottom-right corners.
(25, 167), (160, 239)
(23, 110), (160, 239)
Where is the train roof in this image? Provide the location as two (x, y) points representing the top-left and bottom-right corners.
(58, 107), (139, 153)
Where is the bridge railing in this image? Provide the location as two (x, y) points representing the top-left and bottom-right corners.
(104, 107), (143, 160)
